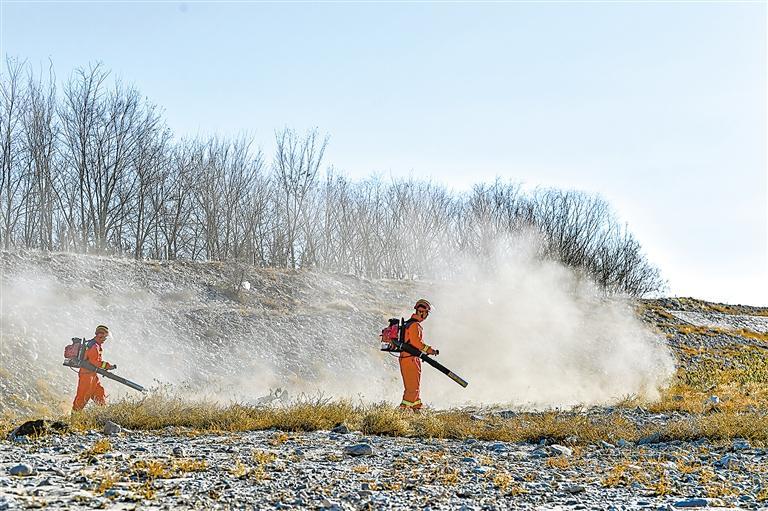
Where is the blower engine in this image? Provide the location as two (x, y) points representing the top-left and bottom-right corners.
(380, 318), (402, 352)
(62, 337), (147, 393)
(63, 337), (86, 366)
(377, 317), (469, 388)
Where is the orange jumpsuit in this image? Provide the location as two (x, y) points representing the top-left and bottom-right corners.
(72, 339), (112, 411)
(399, 314), (436, 410)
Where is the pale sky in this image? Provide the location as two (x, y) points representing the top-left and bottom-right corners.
(2, 1), (766, 305)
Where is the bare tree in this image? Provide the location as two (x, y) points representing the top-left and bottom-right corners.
(21, 61), (58, 250)
(273, 128), (327, 268)
(1, 59), (665, 296)
(0, 58), (28, 249)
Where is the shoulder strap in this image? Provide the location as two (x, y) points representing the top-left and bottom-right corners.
(402, 318), (418, 343)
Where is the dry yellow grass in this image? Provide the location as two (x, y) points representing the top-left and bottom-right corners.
(706, 303), (768, 317)
(650, 467), (673, 496)
(668, 323), (768, 345)
(173, 458), (208, 473)
(4, 316), (768, 448)
(492, 471), (513, 492)
(53, 392), (768, 445)
(545, 456), (570, 469)
(83, 438), (112, 456)
(132, 459), (172, 480)
(94, 470), (118, 494)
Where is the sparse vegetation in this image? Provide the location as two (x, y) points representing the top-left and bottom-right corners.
(56, 392), (768, 445)
(83, 438), (112, 456)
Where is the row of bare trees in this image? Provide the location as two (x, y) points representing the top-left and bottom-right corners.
(0, 59), (663, 295)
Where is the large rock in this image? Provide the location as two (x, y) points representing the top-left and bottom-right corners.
(343, 443), (373, 457)
(331, 423), (350, 434)
(103, 421), (122, 436)
(8, 464), (35, 477)
(673, 498), (709, 508)
(732, 438), (751, 451)
(637, 432), (662, 446)
(9, 419), (69, 439)
(530, 444), (572, 458)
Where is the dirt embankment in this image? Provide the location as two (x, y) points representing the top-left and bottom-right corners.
(0, 250), (422, 416)
(2, 250), (767, 417)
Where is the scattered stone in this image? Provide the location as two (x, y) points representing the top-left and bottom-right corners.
(637, 432), (662, 446)
(617, 439), (630, 448)
(321, 498), (340, 509)
(487, 442), (508, 453)
(343, 443), (373, 457)
(732, 439), (750, 451)
(103, 421), (122, 436)
(0, 495), (18, 511)
(673, 498), (709, 508)
(531, 444), (572, 458)
(9, 419), (69, 439)
(8, 463), (35, 477)
(714, 454), (735, 469)
(0, 404), (765, 510)
(331, 423), (350, 434)
(550, 445), (573, 457)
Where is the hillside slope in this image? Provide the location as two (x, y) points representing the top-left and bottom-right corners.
(0, 250), (423, 415)
(1, 250), (766, 416)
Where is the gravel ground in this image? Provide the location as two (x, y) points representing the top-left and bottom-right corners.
(668, 311), (768, 335)
(2, 426), (766, 510)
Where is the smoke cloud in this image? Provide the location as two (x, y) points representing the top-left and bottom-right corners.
(0, 240), (674, 414)
(422, 236), (675, 408)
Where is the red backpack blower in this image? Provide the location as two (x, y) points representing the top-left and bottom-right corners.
(378, 318), (469, 388)
(380, 319), (402, 352)
(64, 337), (87, 364)
(63, 337), (147, 393)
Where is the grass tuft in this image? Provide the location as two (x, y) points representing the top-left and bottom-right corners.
(51, 392), (768, 445)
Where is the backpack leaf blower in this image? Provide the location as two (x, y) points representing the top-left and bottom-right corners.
(64, 338), (147, 393)
(380, 319), (469, 388)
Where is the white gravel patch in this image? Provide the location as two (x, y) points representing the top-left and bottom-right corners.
(669, 311), (768, 333)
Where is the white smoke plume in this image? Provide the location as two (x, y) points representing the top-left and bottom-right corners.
(421, 237), (675, 408)
(0, 241), (674, 413)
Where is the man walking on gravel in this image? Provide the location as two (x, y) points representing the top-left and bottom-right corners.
(399, 299), (439, 411)
(72, 325), (116, 411)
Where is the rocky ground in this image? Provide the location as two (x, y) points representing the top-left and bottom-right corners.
(1, 422), (766, 510)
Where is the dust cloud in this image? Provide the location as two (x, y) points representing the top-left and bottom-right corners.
(0, 244), (674, 412)
(420, 237), (675, 408)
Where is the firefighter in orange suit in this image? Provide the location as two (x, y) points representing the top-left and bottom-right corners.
(399, 299), (439, 410)
(72, 325), (116, 411)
